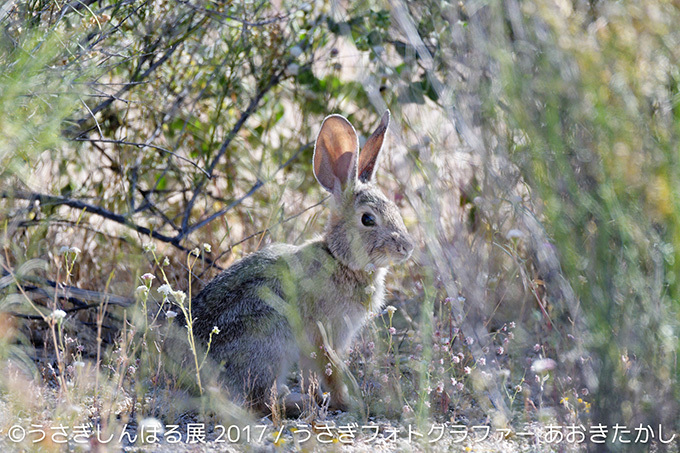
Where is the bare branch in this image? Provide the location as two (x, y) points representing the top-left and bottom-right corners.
(5, 190), (183, 247)
(73, 137), (210, 177)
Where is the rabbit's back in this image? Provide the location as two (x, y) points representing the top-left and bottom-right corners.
(192, 244), (297, 335)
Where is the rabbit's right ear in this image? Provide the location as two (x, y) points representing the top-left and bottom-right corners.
(313, 115), (359, 197)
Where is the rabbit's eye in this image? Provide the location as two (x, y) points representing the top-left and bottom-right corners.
(361, 213), (376, 227)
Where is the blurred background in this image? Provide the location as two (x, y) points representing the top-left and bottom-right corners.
(1, 0), (679, 450)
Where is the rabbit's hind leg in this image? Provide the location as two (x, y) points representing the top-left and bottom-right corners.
(225, 329), (298, 413)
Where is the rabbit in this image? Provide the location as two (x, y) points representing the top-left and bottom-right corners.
(189, 110), (414, 413)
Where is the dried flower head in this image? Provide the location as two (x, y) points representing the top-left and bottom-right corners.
(172, 290), (186, 305)
(157, 284), (173, 296)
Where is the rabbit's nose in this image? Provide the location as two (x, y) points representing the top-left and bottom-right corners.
(392, 232), (414, 258)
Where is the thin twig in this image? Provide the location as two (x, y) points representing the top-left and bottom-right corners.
(73, 137), (210, 176)
(175, 0), (292, 27)
(80, 97), (103, 139)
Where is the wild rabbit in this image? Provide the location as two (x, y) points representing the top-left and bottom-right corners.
(190, 110), (414, 413)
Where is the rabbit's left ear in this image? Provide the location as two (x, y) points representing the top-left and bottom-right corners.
(358, 110), (390, 183)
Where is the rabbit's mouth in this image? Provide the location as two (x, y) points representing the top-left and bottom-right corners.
(392, 248), (413, 263)
(372, 239), (414, 265)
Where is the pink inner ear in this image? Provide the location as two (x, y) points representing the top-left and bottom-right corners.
(334, 151), (355, 184)
(358, 111), (390, 182)
(313, 115), (359, 194)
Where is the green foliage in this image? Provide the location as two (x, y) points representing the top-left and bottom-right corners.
(0, 29), (79, 181)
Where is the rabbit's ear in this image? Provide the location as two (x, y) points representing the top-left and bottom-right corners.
(358, 110), (390, 183)
(313, 114), (359, 196)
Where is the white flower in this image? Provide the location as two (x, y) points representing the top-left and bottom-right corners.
(506, 229), (524, 240)
(163, 257), (170, 266)
(143, 242), (156, 253)
(135, 285), (148, 294)
(191, 248), (200, 256)
(286, 63), (300, 75)
(211, 326), (220, 335)
(50, 309), (67, 321)
(166, 310), (178, 319)
(531, 358), (557, 374)
(69, 247), (81, 255)
(290, 46), (303, 58)
(464, 366), (472, 375)
(385, 305), (397, 315)
(157, 284), (173, 296)
(364, 263), (376, 274)
(141, 273), (155, 282)
(58, 246), (70, 254)
(74, 361), (85, 368)
(203, 243), (212, 253)
(310, 351), (317, 359)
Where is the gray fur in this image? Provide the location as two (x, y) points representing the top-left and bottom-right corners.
(189, 111), (414, 412)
